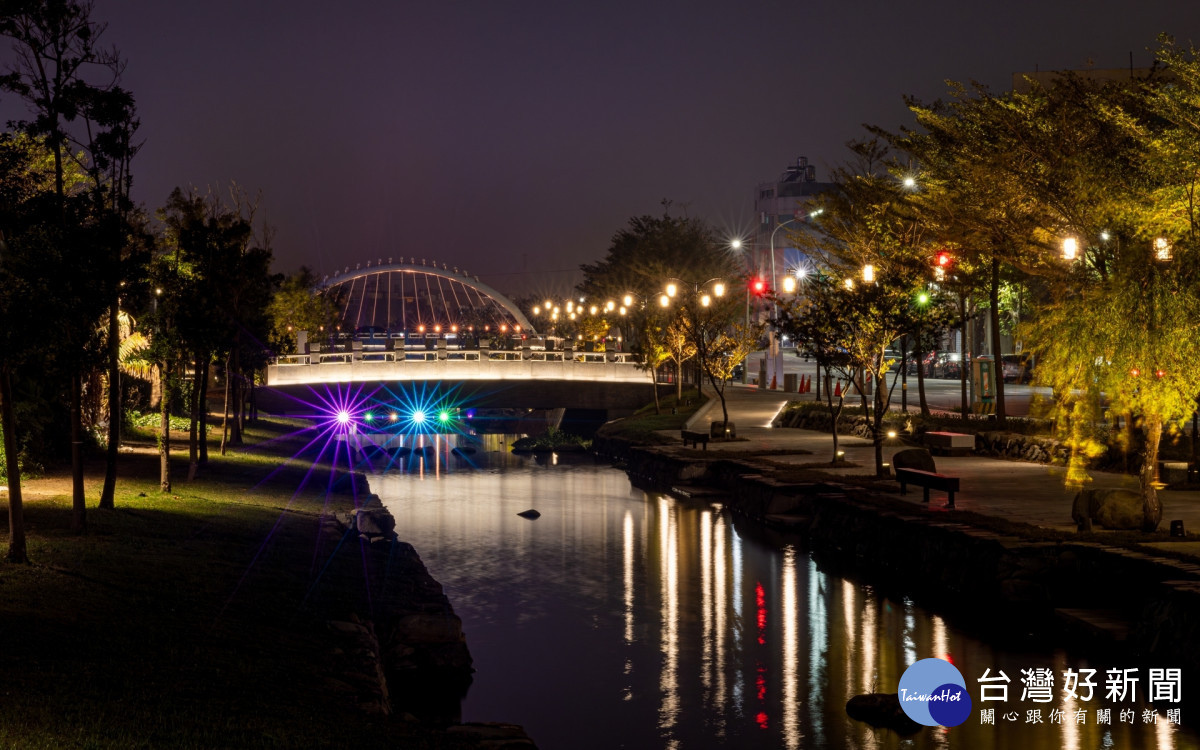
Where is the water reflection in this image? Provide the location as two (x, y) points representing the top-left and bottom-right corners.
(372, 459), (1192, 750)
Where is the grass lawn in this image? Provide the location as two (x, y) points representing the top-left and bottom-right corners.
(596, 388), (708, 444)
(0, 419), (478, 749)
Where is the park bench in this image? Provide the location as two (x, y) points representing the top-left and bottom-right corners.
(895, 467), (961, 508)
(923, 431), (974, 456)
(680, 429), (709, 450)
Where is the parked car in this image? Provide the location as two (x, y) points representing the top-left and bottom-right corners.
(906, 351), (937, 376)
(1001, 353), (1036, 384)
(907, 351), (961, 379)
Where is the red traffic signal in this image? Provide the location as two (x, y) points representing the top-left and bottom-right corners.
(751, 278), (767, 296)
(935, 251), (953, 267)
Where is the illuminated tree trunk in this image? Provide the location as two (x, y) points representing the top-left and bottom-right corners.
(99, 300), (120, 512)
(220, 356), (232, 456)
(198, 358), (210, 464)
(989, 256), (1007, 427)
(160, 362), (171, 493)
(649, 365), (661, 415)
(70, 373), (85, 521)
(1, 365), (28, 563)
(188, 350), (200, 481)
(959, 292), (969, 418)
(1140, 415), (1163, 532)
(914, 339), (930, 416)
(873, 370), (886, 476)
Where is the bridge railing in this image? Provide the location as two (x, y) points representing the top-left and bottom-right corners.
(272, 350), (639, 366)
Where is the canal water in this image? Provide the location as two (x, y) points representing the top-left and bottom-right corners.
(370, 442), (1194, 750)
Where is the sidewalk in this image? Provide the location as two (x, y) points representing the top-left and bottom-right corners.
(672, 383), (1200, 538)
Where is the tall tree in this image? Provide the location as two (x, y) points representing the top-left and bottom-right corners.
(1, 0), (138, 525)
(0, 131), (68, 561)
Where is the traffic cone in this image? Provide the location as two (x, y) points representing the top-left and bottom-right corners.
(771, 373), (777, 390)
(800, 374), (807, 393)
(833, 380), (842, 397)
(804, 374), (811, 393)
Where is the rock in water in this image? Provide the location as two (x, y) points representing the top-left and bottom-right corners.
(846, 693), (921, 734)
(517, 509), (541, 520)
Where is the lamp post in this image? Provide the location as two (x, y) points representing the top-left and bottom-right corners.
(766, 219), (799, 388)
(764, 209), (823, 388)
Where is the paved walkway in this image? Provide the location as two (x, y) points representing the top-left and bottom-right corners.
(674, 383), (1200, 537)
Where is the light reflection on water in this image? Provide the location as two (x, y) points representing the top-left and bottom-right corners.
(372, 453), (1193, 750)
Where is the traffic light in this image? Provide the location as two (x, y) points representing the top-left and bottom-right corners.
(934, 250), (954, 281)
(751, 278), (767, 296)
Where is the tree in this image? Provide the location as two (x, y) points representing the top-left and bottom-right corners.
(889, 88), (1061, 428)
(0, 132), (63, 561)
(156, 186), (275, 467)
(774, 280), (854, 464)
(636, 322), (670, 415)
(676, 292), (758, 430)
(1, 0), (141, 523)
(268, 267), (340, 355)
(581, 206), (741, 411)
(661, 317), (695, 402)
(1017, 40), (1200, 531)
(579, 205), (740, 309)
(773, 139), (969, 473)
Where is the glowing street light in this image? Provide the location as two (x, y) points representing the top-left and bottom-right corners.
(666, 282), (678, 298)
(1155, 236), (1172, 261)
(862, 263), (875, 283)
(713, 282), (725, 297)
(700, 294), (712, 307)
(782, 275), (797, 293)
(1062, 236), (1078, 261)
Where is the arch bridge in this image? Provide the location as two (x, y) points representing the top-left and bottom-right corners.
(319, 258), (533, 334)
(265, 259), (656, 418)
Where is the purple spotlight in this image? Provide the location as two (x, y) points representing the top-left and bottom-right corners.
(336, 410), (351, 425)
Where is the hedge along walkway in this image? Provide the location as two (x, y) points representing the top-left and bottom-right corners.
(0, 424), (481, 750)
(660, 383), (1200, 537)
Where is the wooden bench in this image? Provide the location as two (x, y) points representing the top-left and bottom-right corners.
(896, 467), (961, 507)
(680, 430), (709, 450)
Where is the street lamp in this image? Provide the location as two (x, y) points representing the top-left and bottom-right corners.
(765, 209), (824, 388)
(1155, 236), (1172, 262)
(1062, 236), (1078, 261)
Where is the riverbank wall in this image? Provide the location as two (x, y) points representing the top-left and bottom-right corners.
(593, 434), (1200, 674)
(320, 475), (538, 747)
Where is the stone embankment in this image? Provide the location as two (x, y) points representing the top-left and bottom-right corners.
(775, 407), (1071, 464)
(593, 433), (1200, 675)
(319, 484), (537, 747)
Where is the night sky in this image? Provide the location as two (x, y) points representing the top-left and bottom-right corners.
(5, 1), (1200, 297)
